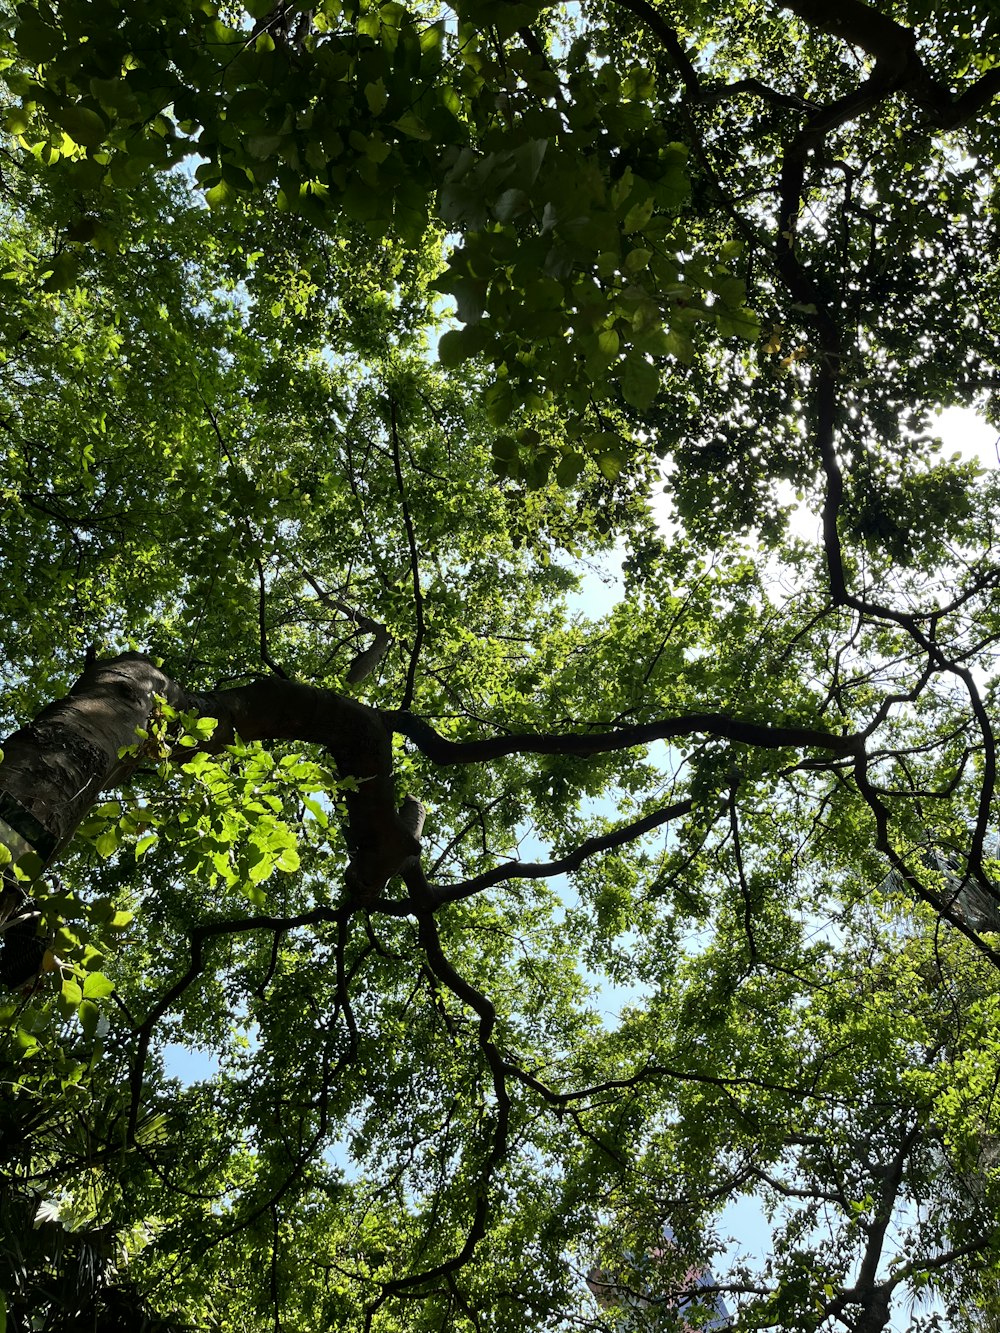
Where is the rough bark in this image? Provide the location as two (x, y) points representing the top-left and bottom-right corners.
(0, 655), (188, 865)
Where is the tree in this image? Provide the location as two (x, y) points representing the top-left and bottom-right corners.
(0, 0), (1000, 1328)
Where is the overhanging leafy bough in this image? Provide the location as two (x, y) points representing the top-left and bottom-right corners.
(3, 643), (998, 943)
(0, 650), (854, 890)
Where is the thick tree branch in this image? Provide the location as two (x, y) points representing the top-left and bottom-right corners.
(781, 0), (917, 70)
(782, 0), (1000, 128)
(0, 656), (857, 930)
(299, 567), (394, 686)
(387, 708), (857, 764)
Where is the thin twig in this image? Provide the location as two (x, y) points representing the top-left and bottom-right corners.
(389, 397), (425, 710)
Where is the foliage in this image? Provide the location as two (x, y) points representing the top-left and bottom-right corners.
(0, 0), (998, 1330)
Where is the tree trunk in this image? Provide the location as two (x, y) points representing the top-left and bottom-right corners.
(0, 655), (188, 866)
(853, 1286), (892, 1333)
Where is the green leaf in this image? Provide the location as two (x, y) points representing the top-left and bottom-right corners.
(623, 195), (654, 234)
(276, 845), (300, 873)
(621, 353), (660, 410)
(54, 103), (108, 149)
(365, 79), (388, 115)
(82, 972), (115, 1000)
(94, 830), (118, 859)
(556, 452), (584, 485)
(597, 329), (619, 357)
(494, 188), (530, 223)
(3, 108), (32, 136)
(78, 998), (99, 1038)
(246, 133), (284, 161)
(14, 15), (62, 63)
(14, 1029), (38, 1056)
(392, 112), (431, 140)
(664, 327), (694, 363)
(205, 179), (237, 209)
(715, 306), (760, 341)
(342, 179), (381, 221)
(247, 850), (273, 883)
(484, 379), (515, 424)
(513, 139), (547, 185)
(624, 248), (651, 273)
(14, 852), (43, 881)
(437, 326), (491, 367)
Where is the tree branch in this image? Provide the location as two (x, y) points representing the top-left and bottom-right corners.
(367, 908), (511, 1302)
(607, 0), (701, 99)
(387, 708), (857, 764)
(128, 903), (347, 1142)
(782, 0), (1000, 127)
(0, 654), (420, 900)
(389, 397), (425, 711)
(429, 799), (693, 907)
(299, 567), (393, 686)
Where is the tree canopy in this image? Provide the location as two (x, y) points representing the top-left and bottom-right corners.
(1, 0), (1000, 1329)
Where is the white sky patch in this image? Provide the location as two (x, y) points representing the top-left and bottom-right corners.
(934, 404), (999, 469)
(566, 406), (1000, 596)
(785, 404), (999, 544)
